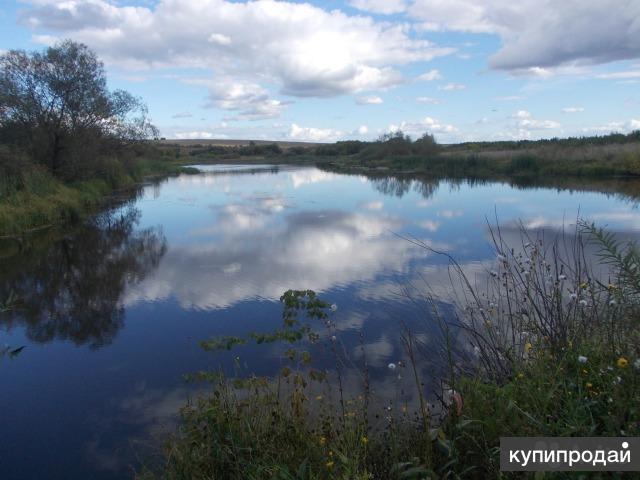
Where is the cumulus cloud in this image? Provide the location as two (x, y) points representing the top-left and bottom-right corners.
(408, 1), (640, 72)
(289, 124), (343, 142)
(418, 69), (441, 81)
(388, 116), (457, 137)
(356, 95), (383, 105)
(512, 110), (560, 130)
(583, 119), (640, 134)
(197, 78), (285, 120)
(20, 0), (453, 98)
(438, 83), (466, 91)
(562, 106), (584, 113)
(416, 96), (441, 104)
(349, 0), (407, 15)
(357, 125), (369, 135)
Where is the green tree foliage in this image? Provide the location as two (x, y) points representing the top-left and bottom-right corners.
(0, 40), (157, 179)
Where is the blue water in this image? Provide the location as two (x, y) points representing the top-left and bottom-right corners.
(1, 165), (639, 479)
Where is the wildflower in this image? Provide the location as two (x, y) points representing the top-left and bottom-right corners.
(580, 282), (588, 289)
(578, 355), (588, 364)
(579, 299), (588, 307)
(569, 292), (578, 301)
(558, 274), (567, 281)
(586, 382), (593, 388)
(330, 303), (338, 312)
(361, 436), (368, 445)
(330, 335), (337, 342)
(525, 342), (533, 352)
(316, 395), (323, 401)
(388, 362), (396, 370)
(325, 461), (334, 469)
(319, 436), (326, 446)
(517, 373), (524, 379)
(616, 357), (629, 368)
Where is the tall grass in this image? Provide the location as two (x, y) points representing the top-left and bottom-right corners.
(140, 225), (640, 479)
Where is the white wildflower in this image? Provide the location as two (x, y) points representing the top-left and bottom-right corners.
(330, 303), (338, 311)
(578, 355), (588, 364)
(330, 335), (337, 342)
(388, 363), (396, 370)
(558, 274), (567, 281)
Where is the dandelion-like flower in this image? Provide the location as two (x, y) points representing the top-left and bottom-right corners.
(617, 357), (629, 368)
(330, 303), (338, 312)
(388, 362), (396, 370)
(578, 355), (588, 364)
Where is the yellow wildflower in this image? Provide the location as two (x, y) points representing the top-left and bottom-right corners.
(586, 382), (593, 388)
(525, 342), (533, 352)
(319, 436), (326, 446)
(361, 436), (368, 445)
(326, 461), (334, 469)
(315, 395), (323, 401)
(517, 372), (524, 379)
(617, 357), (629, 368)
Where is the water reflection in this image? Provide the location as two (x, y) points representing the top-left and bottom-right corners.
(0, 207), (166, 348)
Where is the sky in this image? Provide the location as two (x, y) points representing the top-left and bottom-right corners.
(0, 0), (639, 143)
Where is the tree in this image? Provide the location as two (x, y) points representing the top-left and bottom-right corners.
(0, 40), (157, 178)
(413, 132), (440, 157)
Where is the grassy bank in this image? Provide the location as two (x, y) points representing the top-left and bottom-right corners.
(0, 146), (192, 236)
(140, 225), (640, 479)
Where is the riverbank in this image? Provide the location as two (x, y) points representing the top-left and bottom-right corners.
(0, 152), (194, 237)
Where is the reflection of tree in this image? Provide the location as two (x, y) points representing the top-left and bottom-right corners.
(370, 177), (413, 197)
(0, 207), (166, 348)
(370, 175), (441, 200)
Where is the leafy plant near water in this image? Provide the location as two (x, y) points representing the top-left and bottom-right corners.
(141, 227), (640, 479)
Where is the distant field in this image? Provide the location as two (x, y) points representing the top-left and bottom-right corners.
(158, 138), (322, 148)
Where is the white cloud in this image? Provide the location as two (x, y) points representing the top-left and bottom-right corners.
(562, 106), (584, 113)
(200, 78), (285, 120)
(349, 0), (407, 15)
(171, 111), (193, 119)
(418, 69), (441, 81)
(289, 123), (343, 142)
(408, 1), (640, 72)
(416, 96), (441, 104)
(512, 110), (560, 130)
(438, 83), (466, 91)
(207, 33), (231, 45)
(583, 119), (640, 134)
(388, 116), (457, 137)
(418, 220), (440, 232)
(357, 125), (369, 135)
(20, 0), (453, 98)
(356, 95), (383, 105)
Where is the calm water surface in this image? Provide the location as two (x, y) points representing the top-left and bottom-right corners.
(2, 165), (640, 479)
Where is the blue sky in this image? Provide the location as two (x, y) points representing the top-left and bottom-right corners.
(1, 0), (639, 142)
